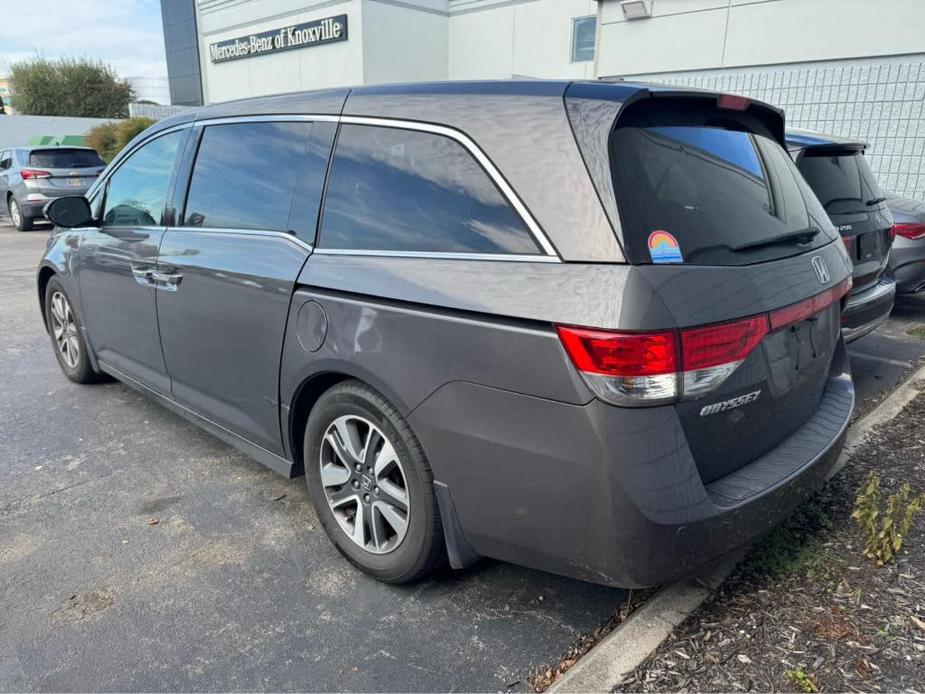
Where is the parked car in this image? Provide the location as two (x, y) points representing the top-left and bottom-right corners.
(0, 146), (105, 231)
(37, 81), (855, 588)
(786, 129), (895, 341)
(885, 194), (925, 294)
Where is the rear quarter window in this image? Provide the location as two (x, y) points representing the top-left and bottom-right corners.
(611, 118), (836, 266)
(318, 124), (540, 255)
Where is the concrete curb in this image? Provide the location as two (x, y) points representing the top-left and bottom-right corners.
(550, 362), (925, 693)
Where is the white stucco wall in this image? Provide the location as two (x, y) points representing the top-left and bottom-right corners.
(362, 1), (448, 85)
(597, 0), (925, 78)
(197, 0), (364, 102)
(448, 0), (597, 79)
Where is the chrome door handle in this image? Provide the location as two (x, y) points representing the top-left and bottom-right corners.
(130, 265), (155, 287)
(151, 270), (182, 291)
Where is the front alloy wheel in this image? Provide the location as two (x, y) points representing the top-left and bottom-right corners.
(320, 415), (410, 554)
(49, 290), (80, 369)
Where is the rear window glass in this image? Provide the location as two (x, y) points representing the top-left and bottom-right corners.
(29, 149), (104, 168)
(611, 125), (836, 266)
(796, 151), (882, 218)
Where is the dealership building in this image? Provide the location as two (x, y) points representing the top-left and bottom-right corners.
(161, 0), (925, 198)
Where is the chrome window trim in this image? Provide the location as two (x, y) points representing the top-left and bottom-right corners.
(194, 114), (340, 126)
(313, 248), (558, 263)
(93, 113), (560, 262)
(337, 115), (559, 259)
(167, 226), (314, 252)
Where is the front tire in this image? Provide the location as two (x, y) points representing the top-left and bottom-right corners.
(9, 196), (33, 231)
(44, 277), (99, 384)
(304, 380), (447, 583)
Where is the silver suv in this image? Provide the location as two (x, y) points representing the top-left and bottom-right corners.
(1, 146), (105, 230)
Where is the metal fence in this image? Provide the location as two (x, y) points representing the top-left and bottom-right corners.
(644, 60), (925, 201)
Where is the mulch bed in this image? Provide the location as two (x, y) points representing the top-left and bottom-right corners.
(616, 392), (925, 693)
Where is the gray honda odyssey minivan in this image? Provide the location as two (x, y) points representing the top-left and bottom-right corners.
(38, 81), (855, 588)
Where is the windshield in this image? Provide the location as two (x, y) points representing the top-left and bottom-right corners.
(28, 149), (104, 168)
(611, 125), (836, 266)
(796, 151), (882, 217)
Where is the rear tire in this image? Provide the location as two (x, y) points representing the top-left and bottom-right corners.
(304, 380), (447, 583)
(44, 277), (100, 384)
(8, 196), (33, 231)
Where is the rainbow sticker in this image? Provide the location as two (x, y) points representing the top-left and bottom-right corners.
(648, 230), (683, 264)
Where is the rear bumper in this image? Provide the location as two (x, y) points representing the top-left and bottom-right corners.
(18, 190), (90, 218)
(412, 342), (854, 588)
(842, 275), (896, 342)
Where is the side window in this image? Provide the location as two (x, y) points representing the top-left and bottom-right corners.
(103, 131), (182, 227)
(319, 125), (540, 255)
(0, 151), (10, 169)
(183, 121), (330, 242)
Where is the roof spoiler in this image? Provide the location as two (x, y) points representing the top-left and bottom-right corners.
(565, 81), (787, 147)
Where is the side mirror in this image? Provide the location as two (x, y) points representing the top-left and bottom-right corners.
(44, 196), (94, 228)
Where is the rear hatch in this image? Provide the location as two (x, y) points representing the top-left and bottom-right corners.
(25, 148), (105, 195)
(794, 147), (893, 292)
(565, 90), (852, 483)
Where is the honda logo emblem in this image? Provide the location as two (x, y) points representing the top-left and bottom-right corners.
(811, 256), (830, 284)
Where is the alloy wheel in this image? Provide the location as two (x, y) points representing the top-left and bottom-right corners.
(9, 198), (21, 227)
(319, 414), (410, 554)
(50, 291), (80, 369)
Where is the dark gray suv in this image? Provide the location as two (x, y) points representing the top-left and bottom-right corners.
(38, 81), (855, 587)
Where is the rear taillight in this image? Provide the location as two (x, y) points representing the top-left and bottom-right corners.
(681, 316), (769, 397)
(894, 222), (925, 240)
(557, 277), (852, 407)
(21, 168), (51, 180)
(842, 236), (853, 253)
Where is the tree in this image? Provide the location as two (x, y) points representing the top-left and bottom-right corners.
(9, 57), (134, 118)
(86, 117), (156, 162)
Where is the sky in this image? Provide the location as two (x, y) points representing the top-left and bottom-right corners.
(0, 0), (169, 100)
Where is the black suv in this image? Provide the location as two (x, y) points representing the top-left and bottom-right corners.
(787, 129), (895, 341)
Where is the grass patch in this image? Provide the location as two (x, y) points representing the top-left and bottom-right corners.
(906, 325), (925, 339)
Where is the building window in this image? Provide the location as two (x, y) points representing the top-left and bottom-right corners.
(571, 16), (596, 63)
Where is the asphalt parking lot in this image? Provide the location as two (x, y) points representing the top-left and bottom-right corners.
(2, 220), (924, 692)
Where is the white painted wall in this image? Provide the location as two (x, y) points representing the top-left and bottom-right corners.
(362, 1), (448, 85)
(197, 0), (364, 102)
(448, 0), (597, 79)
(597, 0), (925, 78)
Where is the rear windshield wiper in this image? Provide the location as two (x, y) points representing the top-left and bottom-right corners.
(865, 196), (887, 206)
(731, 227), (821, 252)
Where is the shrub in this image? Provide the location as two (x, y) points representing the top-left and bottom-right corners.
(852, 471), (925, 565)
(10, 56), (133, 118)
(86, 117), (156, 162)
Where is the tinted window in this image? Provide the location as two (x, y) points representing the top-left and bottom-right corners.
(103, 131), (182, 227)
(572, 16), (596, 62)
(612, 125), (835, 266)
(319, 125), (539, 254)
(796, 152), (882, 218)
(184, 121), (327, 240)
(0, 151), (10, 169)
(29, 149), (104, 168)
